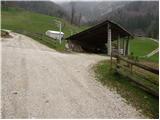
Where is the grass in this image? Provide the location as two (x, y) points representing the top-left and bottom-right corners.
(1, 7), (89, 51)
(130, 37), (159, 62)
(94, 60), (159, 118)
(17, 30), (67, 52)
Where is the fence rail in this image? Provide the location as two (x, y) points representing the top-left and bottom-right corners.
(116, 54), (159, 75)
(111, 52), (159, 97)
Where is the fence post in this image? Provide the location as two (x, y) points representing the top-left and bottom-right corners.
(110, 52), (113, 70)
(117, 35), (120, 55)
(130, 64), (133, 74)
(116, 55), (120, 70)
(41, 33), (43, 41)
(125, 36), (130, 55)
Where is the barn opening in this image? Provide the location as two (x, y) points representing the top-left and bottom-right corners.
(66, 20), (133, 56)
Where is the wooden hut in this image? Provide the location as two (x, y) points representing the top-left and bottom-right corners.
(66, 20), (133, 56)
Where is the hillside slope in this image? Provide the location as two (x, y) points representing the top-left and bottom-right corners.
(105, 1), (159, 39)
(2, 1), (67, 19)
(1, 7), (88, 51)
(61, 1), (158, 39)
(1, 7), (87, 38)
(130, 37), (158, 62)
(58, 1), (128, 24)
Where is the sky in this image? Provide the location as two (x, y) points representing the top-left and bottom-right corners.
(2, 0), (158, 1)
(54, 0), (155, 1)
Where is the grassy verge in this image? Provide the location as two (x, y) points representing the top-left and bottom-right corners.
(94, 60), (159, 118)
(130, 37), (159, 63)
(14, 30), (67, 52)
(1, 7), (89, 52)
(27, 33), (67, 52)
(1, 7), (88, 37)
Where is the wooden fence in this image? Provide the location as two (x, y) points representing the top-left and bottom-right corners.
(111, 52), (159, 97)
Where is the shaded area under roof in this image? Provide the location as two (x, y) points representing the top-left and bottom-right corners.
(66, 20), (133, 44)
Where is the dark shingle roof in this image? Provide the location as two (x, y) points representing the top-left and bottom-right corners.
(66, 20), (133, 44)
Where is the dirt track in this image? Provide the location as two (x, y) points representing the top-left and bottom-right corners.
(1, 32), (145, 118)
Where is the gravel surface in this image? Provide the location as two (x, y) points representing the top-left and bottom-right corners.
(1, 32), (145, 118)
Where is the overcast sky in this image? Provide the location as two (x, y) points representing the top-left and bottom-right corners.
(2, 0), (158, 1)
(53, 0), (155, 1)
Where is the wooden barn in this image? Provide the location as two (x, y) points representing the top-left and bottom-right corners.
(66, 20), (133, 56)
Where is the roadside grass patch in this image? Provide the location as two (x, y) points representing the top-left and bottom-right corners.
(94, 60), (159, 118)
(130, 37), (159, 63)
(16, 30), (67, 52)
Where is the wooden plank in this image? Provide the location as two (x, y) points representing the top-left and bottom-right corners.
(117, 63), (159, 85)
(116, 55), (159, 74)
(116, 68), (159, 97)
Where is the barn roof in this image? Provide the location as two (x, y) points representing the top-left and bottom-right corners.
(66, 20), (133, 44)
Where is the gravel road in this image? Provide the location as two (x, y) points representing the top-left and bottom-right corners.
(1, 32), (145, 118)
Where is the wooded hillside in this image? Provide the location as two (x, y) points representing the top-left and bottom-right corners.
(103, 1), (159, 39)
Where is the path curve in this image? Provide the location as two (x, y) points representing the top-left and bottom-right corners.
(1, 32), (145, 118)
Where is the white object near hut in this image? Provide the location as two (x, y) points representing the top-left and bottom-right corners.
(45, 30), (64, 40)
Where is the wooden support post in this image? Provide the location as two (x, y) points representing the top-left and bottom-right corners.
(110, 51), (113, 70)
(116, 55), (120, 70)
(123, 39), (126, 56)
(41, 33), (43, 40)
(125, 36), (130, 55)
(107, 23), (112, 56)
(117, 35), (120, 55)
